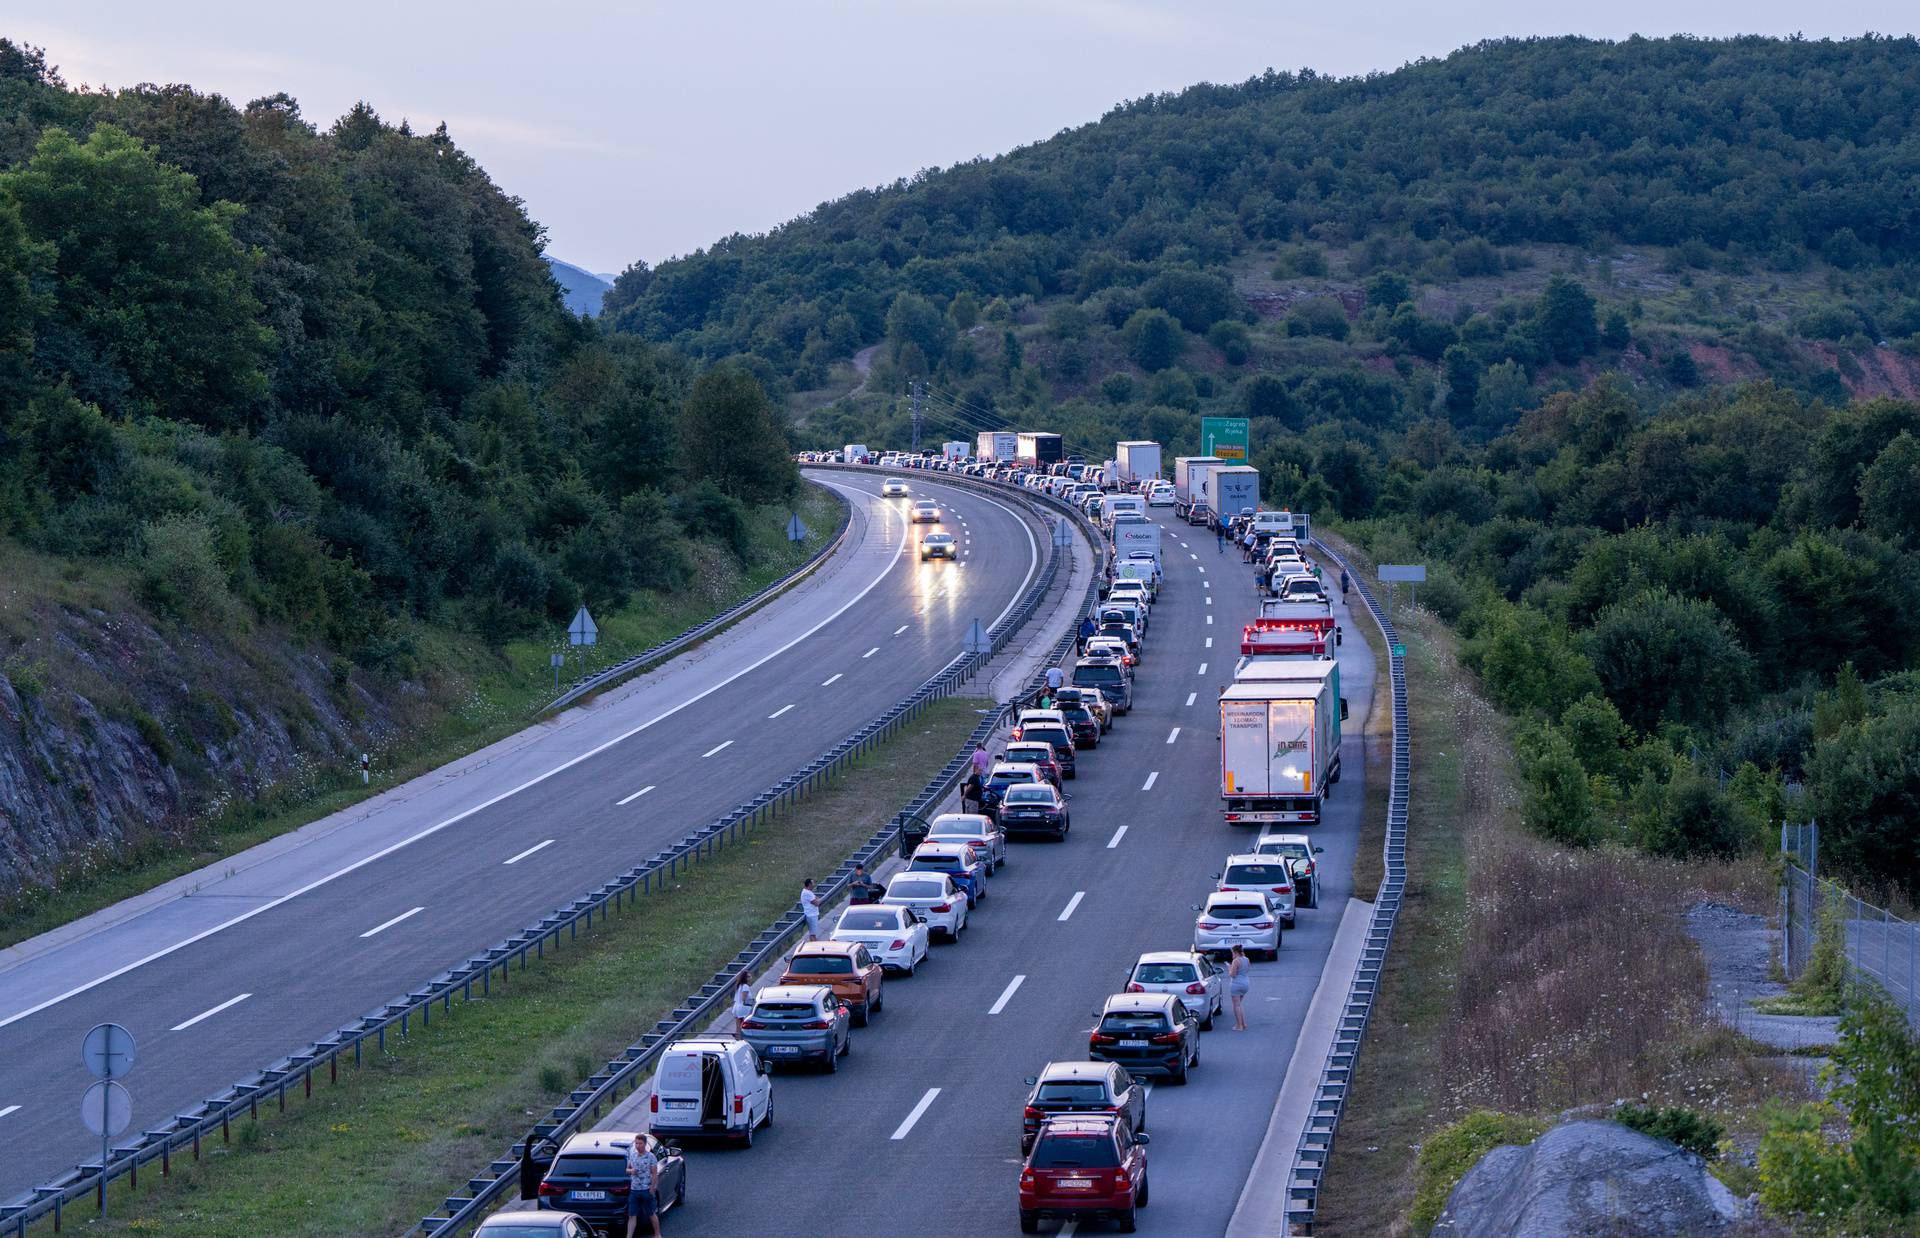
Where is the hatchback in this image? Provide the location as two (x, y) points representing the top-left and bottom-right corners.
(1020, 1061), (1146, 1154)
(909, 841), (989, 906)
(739, 984), (852, 1070)
(1018, 1115), (1150, 1234)
(534, 1131), (687, 1231)
(1126, 951), (1225, 1030)
(982, 762), (1043, 816)
(1253, 832), (1323, 908)
(1088, 993), (1200, 1085)
(1193, 890), (1282, 959)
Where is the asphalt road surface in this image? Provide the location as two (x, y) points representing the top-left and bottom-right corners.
(0, 470), (1049, 1201)
(659, 506), (1377, 1237)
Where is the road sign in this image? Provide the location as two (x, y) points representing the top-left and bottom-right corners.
(1200, 416), (1250, 462)
(81, 1022), (135, 1081)
(786, 513), (809, 543)
(550, 651), (565, 691)
(568, 607), (598, 646)
(1051, 517), (1072, 548)
(1378, 565), (1427, 582)
(1391, 644), (1406, 658)
(81, 1080), (131, 1138)
(963, 618), (991, 655)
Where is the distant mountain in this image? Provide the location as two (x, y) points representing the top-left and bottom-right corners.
(546, 257), (614, 317)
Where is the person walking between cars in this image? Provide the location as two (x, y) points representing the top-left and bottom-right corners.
(1227, 944), (1252, 1031)
(625, 1134), (662, 1238)
(800, 878), (821, 940)
(1045, 665), (1064, 696)
(1215, 525), (1225, 553)
(961, 767), (984, 815)
(1078, 614), (1097, 653)
(730, 976), (754, 1033)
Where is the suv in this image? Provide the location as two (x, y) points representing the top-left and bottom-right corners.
(1055, 687), (1110, 732)
(1055, 695), (1102, 747)
(1217, 853), (1299, 928)
(1020, 1061), (1146, 1154)
(1125, 951), (1225, 1030)
(739, 984), (852, 1070)
(983, 761), (1043, 817)
(779, 941), (884, 1026)
(999, 743), (1064, 788)
(1253, 832), (1323, 908)
(1013, 718), (1078, 778)
(1072, 657), (1133, 713)
(1088, 993), (1200, 1084)
(535, 1130), (687, 1229)
(1018, 1114), (1150, 1234)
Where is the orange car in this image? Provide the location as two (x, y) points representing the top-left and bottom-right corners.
(779, 941), (885, 1026)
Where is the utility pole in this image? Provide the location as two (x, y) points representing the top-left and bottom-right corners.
(909, 381), (924, 452)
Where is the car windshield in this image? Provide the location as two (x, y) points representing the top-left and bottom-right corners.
(838, 909), (899, 931)
(889, 880), (945, 899)
(1005, 747), (1051, 763)
(1208, 903), (1265, 920)
(911, 855), (961, 871)
(987, 770), (1029, 787)
(755, 1002), (818, 1017)
(1133, 963), (1198, 984)
(1225, 863), (1290, 885)
(1075, 665), (1123, 685)
(549, 1152), (625, 1180)
(1030, 1132), (1121, 1169)
(1025, 725), (1070, 741)
(1005, 788), (1054, 804)
(1036, 1081), (1111, 1104)
(788, 956), (853, 974)
(1099, 1011), (1170, 1032)
(1266, 843), (1311, 861)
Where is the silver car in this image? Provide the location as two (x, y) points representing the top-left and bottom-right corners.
(739, 984), (852, 1070)
(925, 812), (1006, 871)
(882, 872), (968, 940)
(1126, 950), (1225, 1030)
(1193, 890), (1282, 960)
(1217, 853), (1299, 928)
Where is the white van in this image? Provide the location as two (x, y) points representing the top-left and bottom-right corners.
(648, 1037), (773, 1145)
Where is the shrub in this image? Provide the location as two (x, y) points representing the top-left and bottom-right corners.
(137, 513), (233, 625)
(674, 481), (750, 559)
(1614, 1103), (1724, 1159)
(1285, 297), (1350, 340)
(1410, 1111), (1548, 1234)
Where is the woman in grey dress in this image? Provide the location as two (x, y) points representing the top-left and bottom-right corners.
(1226, 943), (1251, 1031)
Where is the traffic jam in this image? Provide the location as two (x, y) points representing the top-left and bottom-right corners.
(517, 442), (1345, 1235)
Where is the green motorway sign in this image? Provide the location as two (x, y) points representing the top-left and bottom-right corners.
(1200, 416), (1249, 462)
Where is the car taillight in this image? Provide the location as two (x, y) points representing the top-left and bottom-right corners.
(931, 902), (952, 913)
(1024, 1106), (1044, 1126)
(1125, 982), (1144, 992)
(1199, 921), (1223, 930)
(804, 1019), (831, 1029)
(1150, 1031), (1181, 1045)
(1091, 1032), (1118, 1045)
(739, 1018), (764, 1030)
(889, 939), (907, 949)
(650, 1093), (658, 1113)
(1185, 982), (1207, 995)
(733, 1094), (745, 1114)
(1020, 1171), (1036, 1189)
(538, 1180), (564, 1198)
(1272, 885), (1292, 895)
(1251, 921), (1273, 929)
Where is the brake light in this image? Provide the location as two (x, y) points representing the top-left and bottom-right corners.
(1090, 1032), (1118, 1045)
(1271, 885), (1292, 895)
(1125, 982), (1144, 992)
(889, 939), (906, 950)
(1220, 885), (1242, 892)
(733, 1094), (745, 1114)
(1251, 921), (1273, 929)
(803, 1019), (831, 1030)
(538, 1180), (564, 1198)
(739, 1018), (764, 1030)
(650, 1093), (658, 1113)
(1185, 982), (1207, 995)
(1020, 1171), (1036, 1189)
(1149, 1032), (1181, 1045)
(1199, 921), (1223, 930)
(931, 902), (952, 913)
(1024, 1106), (1044, 1126)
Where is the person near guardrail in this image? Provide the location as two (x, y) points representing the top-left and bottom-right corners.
(1340, 569), (1350, 597)
(801, 878), (822, 939)
(625, 1135), (662, 1238)
(1227, 944), (1252, 1031)
(1078, 614), (1097, 653)
(961, 768), (985, 815)
(1045, 664), (1064, 695)
(730, 976), (754, 1031)
(850, 863), (885, 903)
(971, 743), (991, 779)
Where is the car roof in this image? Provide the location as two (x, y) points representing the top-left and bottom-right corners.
(1223, 852), (1288, 865)
(1036, 1114), (1121, 1135)
(757, 984), (832, 1002)
(1103, 992), (1179, 1013)
(990, 761), (1039, 775)
(1136, 950), (1203, 965)
(478, 1217), (574, 1232)
(668, 1037), (744, 1051)
(1038, 1060), (1115, 1082)
(1207, 889), (1271, 905)
(887, 871), (950, 887)
(556, 1131), (639, 1154)
(913, 841), (969, 857)
(930, 812), (994, 826)
(1019, 709), (1067, 722)
(791, 939), (859, 957)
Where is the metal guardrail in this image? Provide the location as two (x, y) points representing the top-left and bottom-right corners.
(544, 494), (854, 713)
(1284, 539), (1409, 1235)
(0, 472), (1062, 1238)
(412, 465), (1101, 1235)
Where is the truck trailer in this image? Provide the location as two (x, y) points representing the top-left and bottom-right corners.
(975, 431), (1018, 462)
(1174, 456), (1223, 523)
(1115, 441), (1163, 487)
(1016, 432), (1064, 468)
(1219, 672), (1343, 826)
(1202, 465), (1261, 531)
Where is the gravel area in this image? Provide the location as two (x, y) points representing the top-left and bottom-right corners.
(1685, 900), (1839, 1053)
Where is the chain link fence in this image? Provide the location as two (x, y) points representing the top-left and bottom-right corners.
(1781, 858), (1919, 1030)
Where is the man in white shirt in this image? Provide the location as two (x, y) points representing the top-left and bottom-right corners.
(624, 1136), (661, 1238)
(800, 878), (821, 939)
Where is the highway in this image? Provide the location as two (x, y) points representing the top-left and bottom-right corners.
(661, 506), (1377, 1236)
(0, 470), (1051, 1202)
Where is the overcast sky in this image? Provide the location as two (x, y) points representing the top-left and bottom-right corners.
(9, 3), (1916, 275)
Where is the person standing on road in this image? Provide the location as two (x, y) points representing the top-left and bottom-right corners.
(800, 878), (822, 939)
(1226, 944), (1252, 1031)
(971, 743), (991, 779)
(624, 1135), (662, 1238)
(730, 976), (754, 1032)
(961, 767), (984, 815)
(1215, 525), (1225, 553)
(1340, 569), (1350, 597)
(1078, 614), (1097, 653)
(1045, 664), (1064, 696)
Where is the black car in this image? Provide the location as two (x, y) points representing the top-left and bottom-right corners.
(982, 763), (1043, 817)
(1055, 697), (1101, 747)
(1014, 721), (1078, 779)
(1021, 1061), (1147, 1153)
(1088, 994), (1200, 1084)
(997, 782), (1070, 840)
(1096, 621), (1141, 658)
(536, 1131), (686, 1233)
(1071, 658), (1133, 714)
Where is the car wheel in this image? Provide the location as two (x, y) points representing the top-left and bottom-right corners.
(1284, 915), (1297, 930)
(872, 989), (884, 1014)
(1019, 1212), (1040, 1234)
(1172, 1058), (1190, 1086)
(825, 1043), (839, 1073)
(1200, 1005), (1215, 1032)
(841, 1031), (852, 1057)
(1190, 1041), (1201, 1069)
(1139, 1174), (1150, 1207)
(852, 1002), (869, 1028)
(1118, 1204), (1138, 1232)
(739, 1117), (755, 1147)
(675, 1170), (687, 1208)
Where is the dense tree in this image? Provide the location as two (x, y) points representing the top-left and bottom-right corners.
(1808, 698), (1920, 901)
(1121, 308), (1182, 371)
(677, 366), (796, 505)
(1585, 590), (1752, 732)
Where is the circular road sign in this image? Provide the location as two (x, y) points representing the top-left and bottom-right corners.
(80, 1080), (132, 1138)
(81, 1022), (136, 1081)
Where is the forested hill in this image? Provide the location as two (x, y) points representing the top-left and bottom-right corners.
(604, 35), (1920, 384)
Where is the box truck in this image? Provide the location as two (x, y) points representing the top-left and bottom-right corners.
(1234, 656), (1343, 705)
(1202, 465), (1260, 530)
(1112, 517), (1162, 563)
(1219, 672), (1344, 826)
(1115, 441), (1163, 487)
(942, 440), (969, 462)
(975, 431), (1018, 462)
(1017, 432), (1064, 468)
(1175, 456), (1224, 523)
(843, 443), (872, 465)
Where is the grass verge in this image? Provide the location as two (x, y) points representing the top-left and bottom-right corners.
(33, 694), (990, 1236)
(0, 486), (843, 950)
(1322, 529), (1392, 900)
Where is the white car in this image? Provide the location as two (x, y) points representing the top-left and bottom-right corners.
(911, 499), (942, 523)
(1194, 890), (1282, 959)
(1147, 483), (1175, 507)
(1084, 635), (1135, 667)
(830, 902), (930, 975)
(925, 812), (1006, 871)
(1253, 832), (1322, 908)
(882, 478), (910, 497)
(1217, 853), (1299, 927)
(1127, 950), (1225, 1029)
(882, 872), (968, 941)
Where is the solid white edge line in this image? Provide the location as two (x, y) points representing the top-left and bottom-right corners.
(821, 673), (843, 686)
(701, 740), (734, 758)
(616, 784), (656, 805)
(170, 991), (252, 1031)
(988, 974), (1027, 1015)
(0, 480), (918, 1030)
(503, 839), (555, 866)
(767, 704), (795, 719)
(1108, 825), (1129, 848)
(0, 1104), (18, 1119)
(1057, 891), (1086, 922)
(360, 906), (426, 939)
(1166, 727), (1181, 744)
(891, 1087), (942, 1139)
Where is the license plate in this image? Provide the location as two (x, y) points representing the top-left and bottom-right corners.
(571, 1190), (607, 1201)
(1120, 1039), (1147, 1048)
(1060, 1178), (1092, 1189)
(771, 1045), (801, 1055)
(664, 1099), (694, 1109)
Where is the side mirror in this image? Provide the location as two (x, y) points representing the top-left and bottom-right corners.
(1136, 1131), (1152, 1145)
(1340, 698), (1350, 721)
(1314, 845), (1325, 855)
(1023, 1075), (1039, 1087)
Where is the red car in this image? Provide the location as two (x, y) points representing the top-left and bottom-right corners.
(1018, 1114), (1150, 1233)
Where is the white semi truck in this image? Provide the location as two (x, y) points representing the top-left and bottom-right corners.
(1174, 456), (1223, 523)
(1219, 668), (1343, 826)
(1115, 441), (1163, 487)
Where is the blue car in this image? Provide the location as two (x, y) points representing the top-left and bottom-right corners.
(908, 841), (989, 906)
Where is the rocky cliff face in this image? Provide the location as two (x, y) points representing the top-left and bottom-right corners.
(0, 593), (403, 896)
